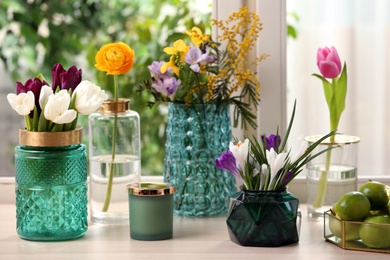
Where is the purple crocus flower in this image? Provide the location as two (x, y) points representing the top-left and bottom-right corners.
(148, 61), (166, 79)
(16, 77), (49, 116)
(52, 63), (82, 92)
(261, 134), (281, 151)
(280, 170), (293, 187)
(215, 150), (240, 177)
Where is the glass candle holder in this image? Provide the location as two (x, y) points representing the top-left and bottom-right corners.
(127, 182), (174, 241)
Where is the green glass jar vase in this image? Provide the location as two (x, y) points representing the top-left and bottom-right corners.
(227, 189), (301, 247)
(164, 103), (236, 217)
(15, 128), (88, 241)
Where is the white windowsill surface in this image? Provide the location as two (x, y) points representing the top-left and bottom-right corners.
(1, 176), (390, 259)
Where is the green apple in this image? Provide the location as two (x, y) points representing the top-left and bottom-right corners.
(359, 215), (390, 249)
(359, 181), (390, 210)
(333, 191), (371, 221)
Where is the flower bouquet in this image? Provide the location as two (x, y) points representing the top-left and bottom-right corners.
(138, 6), (268, 216)
(216, 101), (336, 247)
(8, 64), (107, 241)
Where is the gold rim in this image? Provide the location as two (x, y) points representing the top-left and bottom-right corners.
(305, 134), (360, 145)
(99, 98), (129, 114)
(19, 127), (82, 147)
(127, 182), (175, 196)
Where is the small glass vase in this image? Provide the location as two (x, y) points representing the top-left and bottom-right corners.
(305, 134), (360, 218)
(164, 103), (237, 217)
(226, 189), (301, 247)
(89, 98), (141, 224)
(15, 128), (88, 241)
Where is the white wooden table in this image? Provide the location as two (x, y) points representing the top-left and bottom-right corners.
(1, 203), (389, 260)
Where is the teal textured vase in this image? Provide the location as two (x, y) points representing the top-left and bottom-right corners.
(15, 129), (88, 241)
(227, 189), (301, 247)
(164, 103), (236, 217)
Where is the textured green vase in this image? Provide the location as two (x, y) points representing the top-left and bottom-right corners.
(227, 189), (301, 247)
(164, 103), (236, 217)
(15, 144), (88, 241)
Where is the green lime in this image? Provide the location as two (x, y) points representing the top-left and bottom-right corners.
(359, 215), (390, 249)
(329, 215), (360, 241)
(333, 191), (371, 221)
(359, 181), (390, 210)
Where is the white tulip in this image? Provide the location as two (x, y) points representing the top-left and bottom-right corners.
(44, 90), (77, 124)
(73, 80), (108, 115)
(7, 91), (35, 116)
(229, 139), (249, 171)
(39, 85), (53, 109)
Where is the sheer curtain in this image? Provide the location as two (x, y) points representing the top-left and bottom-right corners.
(287, 0), (390, 177)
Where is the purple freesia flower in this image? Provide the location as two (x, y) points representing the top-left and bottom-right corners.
(148, 61), (180, 98)
(52, 63), (82, 91)
(185, 46), (214, 73)
(215, 150), (240, 177)
(16, 77), (49, 116)
(261, 134), (281, 151)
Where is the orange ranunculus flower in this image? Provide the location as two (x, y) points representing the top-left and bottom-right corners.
(95, 42), (135, 75)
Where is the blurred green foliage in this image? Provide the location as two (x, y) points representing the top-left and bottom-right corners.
(0, 0), (212, 175)
(0, 0), (298, 175)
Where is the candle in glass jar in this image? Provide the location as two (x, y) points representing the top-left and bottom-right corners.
(127, 182), (174, 240)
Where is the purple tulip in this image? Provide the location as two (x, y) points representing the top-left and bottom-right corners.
(215, 150), (240, 177)
(261, 134), (281, 151)
(316, 46), (342, 79)
(16, 77), (49, 115)
(52, 63), (82, 91)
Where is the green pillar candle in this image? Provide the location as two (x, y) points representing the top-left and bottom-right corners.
(127, 182), (174, 240)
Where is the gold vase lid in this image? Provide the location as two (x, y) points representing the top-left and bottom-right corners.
(99, 98), (129, 114)
(19, 127), (82, 147)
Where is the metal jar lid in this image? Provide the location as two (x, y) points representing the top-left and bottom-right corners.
(127, 182), (174, 196)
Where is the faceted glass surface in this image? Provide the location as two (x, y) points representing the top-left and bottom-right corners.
(227, 189), (301, 247)
(15, 144), (88, 241)
(164, 103), (236, 217)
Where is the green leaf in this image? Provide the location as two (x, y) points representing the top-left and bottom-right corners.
(333, 62), (347, 129)
(312, 73), (333, 111)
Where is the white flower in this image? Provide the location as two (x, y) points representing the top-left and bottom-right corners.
(44, 90), (77, 124)
(229, 139), (249, 171)
(266, 148), (287, 184)
(39, 85), (53, 109)
(289, 135), (308, 163)
(7, 91), (35, 116)
(73, 80), (108, 115)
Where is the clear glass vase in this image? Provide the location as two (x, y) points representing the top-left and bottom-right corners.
(15, 128), (88, 241)
(89, 98), (141, 224)
(226, 189), (301, 247)
(164, 103), (236, 217)
(305, 134), (360, 218)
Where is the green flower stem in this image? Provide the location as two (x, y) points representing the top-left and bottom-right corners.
(313, 146), (332, 208)
(102, 75), (119, 212)
(24, 115), (32, 131)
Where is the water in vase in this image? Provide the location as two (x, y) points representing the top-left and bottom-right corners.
(90, 154), (140, 223)
(307, 164), (357, 219)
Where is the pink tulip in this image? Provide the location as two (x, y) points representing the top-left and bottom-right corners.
(316, 46), (342, 79)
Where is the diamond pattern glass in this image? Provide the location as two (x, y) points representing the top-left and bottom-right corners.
(164, 103), (236, 216)
(15, 144), (88, 241)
